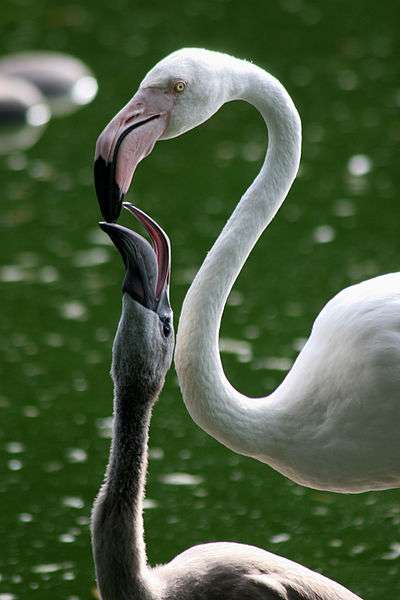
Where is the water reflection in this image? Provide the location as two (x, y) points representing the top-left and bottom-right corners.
(1, 3), (399, 599)
(159, 473), (204, 486)
(0, 52), (97, 117)
(0, 76), (49, 153)
(0, 52), (97, 154)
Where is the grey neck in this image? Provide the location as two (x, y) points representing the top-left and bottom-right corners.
(91, 376), (155, 600)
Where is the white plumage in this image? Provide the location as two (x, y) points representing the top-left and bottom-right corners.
(166, 49), (400, 493)
(94, 47), (400, 494)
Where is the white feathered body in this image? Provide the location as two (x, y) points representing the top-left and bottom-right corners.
(252, 272), (400, 492)
(172, 49), (400, 494)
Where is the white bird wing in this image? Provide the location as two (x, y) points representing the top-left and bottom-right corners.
(245, 572), (360, 600)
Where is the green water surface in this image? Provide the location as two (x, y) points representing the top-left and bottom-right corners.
(1, 1), (400, 598)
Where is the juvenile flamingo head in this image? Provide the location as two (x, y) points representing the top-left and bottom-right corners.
(100, 204), (174, 392)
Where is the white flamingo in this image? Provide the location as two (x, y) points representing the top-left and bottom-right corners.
(94, 48), (400, 493)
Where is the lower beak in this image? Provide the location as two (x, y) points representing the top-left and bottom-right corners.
(94, 88), (172, 222)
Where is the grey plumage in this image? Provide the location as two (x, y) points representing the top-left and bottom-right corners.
(91, 212), (362, 600)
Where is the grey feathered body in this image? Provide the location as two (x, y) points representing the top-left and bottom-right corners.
(150, 542), (361, 600)
(91, 294), (362, 600)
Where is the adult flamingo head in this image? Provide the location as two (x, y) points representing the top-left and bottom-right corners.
(94, 48), (236, 222)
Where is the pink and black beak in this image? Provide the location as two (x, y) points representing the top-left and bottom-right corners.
(99, 203), (171, 319)
(94, 87), (173, 222)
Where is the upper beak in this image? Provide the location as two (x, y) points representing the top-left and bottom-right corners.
(94, 87), (173, 223)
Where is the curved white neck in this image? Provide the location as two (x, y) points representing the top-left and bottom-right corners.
(175, 60), (301, 459)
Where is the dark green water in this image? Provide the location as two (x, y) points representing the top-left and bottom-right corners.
(1, 1), (400, 598)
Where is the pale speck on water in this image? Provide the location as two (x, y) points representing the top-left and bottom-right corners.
(59, 533), (76, 543)
(29, 159), (54, 181)
(159, 473), (204, 486)
(5, 442), (25, 453)
(7, 459), (23, 471)
(6, 153), (27, 171)
(219, 338), (252, 362)
(60, 301), (88, 321)
(347, 154), (372, 177)
(43, 461), (63, 473)
(66, 448), (87, 463)
(241, 141), (264, 162)
(313, 505), (329, 516)
(312, 225), (335, 244)
(244, 325), (260, 340)
(227, 290), (243, 306)
(73, 376), (88, 392)
(18, 513), (33, 523)
(382, 543), (400, 560)
(285, 302), (303, 317)
(149, 447), (164, 460)
(96, 416), (113, 438)
(62, 497), (85, 509)
(350, 544), (367, 556)
(45, 333), (64, 348)
(270, 533), (291, 544)
(254, 356), (293, 371)
(37, 265), (58, 283)
(333, 199), (355, 217)
(73, 248), (110, 268)
(0, 265), (27, 282)
(22, 405), (39, 417)
(143, 498), (159, 509)
(71, 76), (98, 105)
(175, 266), (198, 285)
(215, 140), (236, 161)
(347, 260), (379, 281)
(292, 337), (307, 352)
(32, 564), (64, 574)
(179, 449), (191, 460)
(27, 103), (50, 128)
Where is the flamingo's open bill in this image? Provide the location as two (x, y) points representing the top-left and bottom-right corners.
(99, 204), (171, 319)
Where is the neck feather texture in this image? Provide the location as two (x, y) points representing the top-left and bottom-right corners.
(91, 379), (154, 600)
(175, 59), (302, 460)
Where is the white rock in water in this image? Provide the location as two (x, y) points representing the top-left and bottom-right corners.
(0, 75), (50, 153)
(0, 51), (98, 116)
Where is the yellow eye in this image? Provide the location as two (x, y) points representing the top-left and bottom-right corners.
(174, 81), (186, 93)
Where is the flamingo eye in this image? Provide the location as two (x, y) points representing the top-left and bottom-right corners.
(160, 317), (172, 338)
(173, 81), (186, 93)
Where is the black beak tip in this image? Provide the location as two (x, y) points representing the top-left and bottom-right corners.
(94, 156), (124, 223)
(98, 221), (120, 245)
(99, 221), (111, 233)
